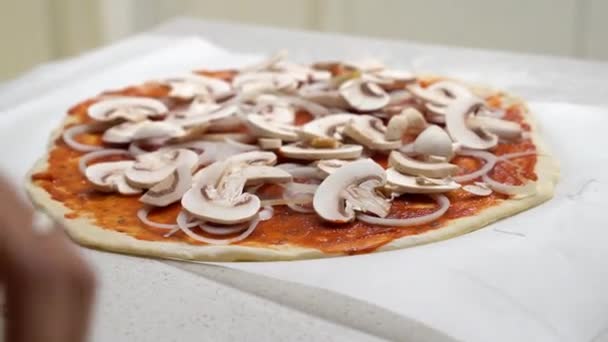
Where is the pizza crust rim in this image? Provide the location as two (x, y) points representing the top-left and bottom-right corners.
(24, 87), (560, 262)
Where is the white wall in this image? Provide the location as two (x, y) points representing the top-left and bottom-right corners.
(1, 0), (607, 81)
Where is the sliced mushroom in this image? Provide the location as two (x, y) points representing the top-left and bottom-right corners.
(280, 143), (362, 160)
(386, 168), (460, 194)
(299, 88), (349, 109)
(169, 104), (238, 130)
(85, 161), (141, 195)
(388, 151), (459, 178)
(342, 115), (401, 150)
(413, 125), (454, 160)
(252, 95), (295, 124)
(226, 151), (277, 166)
(240, 165), (292, 185)
(313, 159), (389, 223)
(315, 159), (353, 175)
(139, 163), (193, 206)
(467, 116), (522, 141)
(233, 72), (298, 93)
(445, 98), (498, 150)
(258, 138), (282, 150)
(165, 74), (232, 100)
(370, 69), (416, 83)
(385, 108), (427, 141)
(88, 97), (167, 122)
(182, 161), (261, 224)
(339, 79), (389, 112)
(125, 149), (198, 188)
(103, 120), (186, 144)
(246, 114), (299, 141)
(299, 113), (359, 140)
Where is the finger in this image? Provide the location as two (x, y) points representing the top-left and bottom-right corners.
(5, 227), (96, 342)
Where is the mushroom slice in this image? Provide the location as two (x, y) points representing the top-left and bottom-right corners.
(246, 114), (299, 141)
(386, 168), (460, 194)
(315, 159), (353, 175)
(299, 88), (350, 109)
(241, 165), (292, 185)
(169, 104), (238, 129)
(182, 161), (260, 224)
(252, 95), (295, 124)
(385, 108), (427, 141)
(313, 159), (389, 223)
(103, 120), (186, 144)
(258, 138), (282, 150)
(88, 97), (167, 122)
(85, 161), (142, 195)
(165, 74), (232, 100)
(388, 151), (458, 178)
(467, 116), (522, 141)
(226, 151), (277, 166)
(139, 163), (193, 206)
(339, 79), (390, 112)
(280, 143), (363, 160)
(342, 115), (401, 150)
(413, 125), (454, 160)
(427, 81), (472, 100)
(232, 72), (298, 93)
(371, 69), (416, 83)
(298, 113), (359, 143)
(445, 98), (498, 150)
(125, 149), (198, 188)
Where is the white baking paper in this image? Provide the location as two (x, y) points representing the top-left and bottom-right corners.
(2, 35), (607, 342)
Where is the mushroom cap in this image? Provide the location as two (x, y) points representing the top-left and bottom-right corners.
(313, 158), (386, 223)
(85, 160), (142, 195)
(232, 72), (298, 93)
(388, 151), (459, 178)
(280, 143), (363, 160)
(240, 165), (292, 185)
(413, 125), (454, 160)
(343, 115), (402, 150)
(139, 163), (193, 206)
(103, 120), (186, 144)
(339, 79), (389, 112)
(445, 98), (498, 150)
(168, 104), (238, 129)
(253, 95), (295, 124)
(226, 151), (277, 166)
(246, 114), (299, 141)
(165, 74), (232, 100)
(88, 97), (167, 122)
(258, 138), (282, 150)
(315, 159), (353, 175)
(386, 168), (460, 194)
(467, 115), (522, 141)
(299, 89), (350, 109)
(125, 149), (198, 189)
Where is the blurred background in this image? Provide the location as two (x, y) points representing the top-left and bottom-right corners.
(1, 0), (607, 81)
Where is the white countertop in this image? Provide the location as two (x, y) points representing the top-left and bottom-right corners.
(3, 17), (608, 342)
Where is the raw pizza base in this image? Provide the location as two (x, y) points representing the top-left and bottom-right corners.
(25, 88), (560, 262)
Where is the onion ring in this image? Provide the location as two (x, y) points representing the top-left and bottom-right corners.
(453, 150), (497, 183)
(176, 210), (261, 245)
(63, 124), (105, 152)
(137, 206), (198, 231)
(357, 194), (450, 227)
(482, 174), (536, 198)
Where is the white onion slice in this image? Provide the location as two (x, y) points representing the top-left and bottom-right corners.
(199, 222), (248, 235)
(63, 124), (105, 152)
(176, 210), (261, 245)
(453, 150), (497, 183)
(357, 194), (450, 227)
(79, 149), (130, 174)
(482, 174), (536, 198)
(287, 202), (314, 213)
(137, 206), (198, 230)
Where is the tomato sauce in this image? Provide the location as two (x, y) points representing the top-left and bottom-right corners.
(31, 75), (538, 254)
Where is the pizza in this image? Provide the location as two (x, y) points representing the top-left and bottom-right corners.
(26, 52), (559, 261)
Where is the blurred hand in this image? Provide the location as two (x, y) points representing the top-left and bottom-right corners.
(0, 176), (96, 342)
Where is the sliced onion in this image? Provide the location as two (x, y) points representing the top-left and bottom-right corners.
(79, 148), (130, 174)
(482, 174), (536, 198)
(453, 150), (497, 183)
(287, 202), (314, 213)
(199, 222), (248, 235)
(357, 194), (450, 227)
(63, 124), (105, 152)
(176, 210), (261, 245)
(497, 150), (537, 161)
(137, 206), (199, 230)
